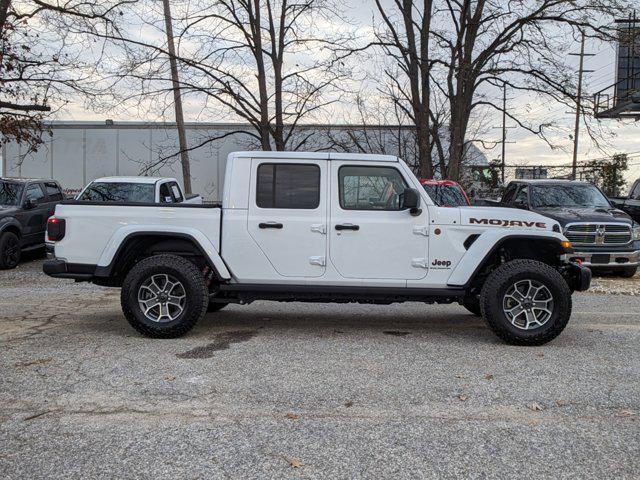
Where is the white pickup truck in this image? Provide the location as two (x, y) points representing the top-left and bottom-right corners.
(44, 152), (590, 345)
(76, 176), (202, 204)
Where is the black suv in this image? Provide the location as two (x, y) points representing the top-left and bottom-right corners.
(0, 178), (64, 269)
(499, 180), (640, 278)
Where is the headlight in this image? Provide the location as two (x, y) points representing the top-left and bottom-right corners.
(633, 225), (640, 241)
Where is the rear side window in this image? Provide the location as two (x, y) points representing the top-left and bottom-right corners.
(338, 166), (407, 210)
(45, 182), (63, 201)
(256, 163), (320, 209)
(78, 182), (155, 203)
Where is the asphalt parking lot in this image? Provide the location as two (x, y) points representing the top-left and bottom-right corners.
(1, 258), (639, 479)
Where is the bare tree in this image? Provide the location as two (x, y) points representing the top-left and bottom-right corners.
(87, 0), (352, 158)
(0, 0), (131, 153)
(367, 0), (624, 181)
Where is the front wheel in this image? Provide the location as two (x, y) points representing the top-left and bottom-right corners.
(617, 266), (638, 278)
(121, 254), (208, 338)
(480, 259), (572, 346)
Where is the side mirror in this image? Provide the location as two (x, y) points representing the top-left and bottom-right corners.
(24, 198), (37, 209)
(400, 188), (422, 215)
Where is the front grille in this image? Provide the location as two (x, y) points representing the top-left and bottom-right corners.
(565, 223), (631, 245)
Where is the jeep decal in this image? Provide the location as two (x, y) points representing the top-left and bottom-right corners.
(470, 218), (546, 228)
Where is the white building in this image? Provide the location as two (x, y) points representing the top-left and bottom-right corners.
(1, 121), (487, 201)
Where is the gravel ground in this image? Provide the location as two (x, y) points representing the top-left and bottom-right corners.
(0, 258), (639, 479)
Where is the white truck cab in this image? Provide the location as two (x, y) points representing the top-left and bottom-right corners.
(76, 176), (201, 204)
(44, 152), (591, 345)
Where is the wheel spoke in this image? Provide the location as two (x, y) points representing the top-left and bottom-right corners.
(138, 274), (186, 323)
(503, 279), (554, 331)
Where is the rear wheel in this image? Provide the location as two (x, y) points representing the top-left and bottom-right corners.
(0, 232), (21, 270)
(480, 259), (572, 346)
(121, 254), (208, 338)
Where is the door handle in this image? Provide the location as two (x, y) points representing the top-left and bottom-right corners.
(259, 222), (283, 229)
(335, 224), (359, 231)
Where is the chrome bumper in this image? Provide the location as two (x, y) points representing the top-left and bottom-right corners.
(567, 250), (640, 267)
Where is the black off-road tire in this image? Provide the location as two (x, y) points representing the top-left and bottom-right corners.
(0, 232), (21, 270)
(121, 254), (208, 338)
(207, 301), (229, 313)
(617, 266), (638, 278)
(461, 294), (481, 316)
(480, 259), (572, 346)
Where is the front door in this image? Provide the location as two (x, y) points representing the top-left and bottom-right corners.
(247, 159), (327, 278)
(329, 162), (429, 280)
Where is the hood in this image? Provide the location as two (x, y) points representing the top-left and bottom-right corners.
(459, 206), (559, 231)
(533, 207), (633, 227)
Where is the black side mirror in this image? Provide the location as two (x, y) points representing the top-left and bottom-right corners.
(24, 198), (37, 209)
(400, 188), (422, 215)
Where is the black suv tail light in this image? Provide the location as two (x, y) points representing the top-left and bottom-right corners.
(47, 217), (66, 241)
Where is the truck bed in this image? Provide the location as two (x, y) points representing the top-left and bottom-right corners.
(49, 200), (221, 267)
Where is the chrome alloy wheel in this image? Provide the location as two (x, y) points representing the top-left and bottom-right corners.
(502, 279), (554, 330)
(137, 274), (186, 323)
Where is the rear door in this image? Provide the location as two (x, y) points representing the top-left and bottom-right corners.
(329, 161), (429, 280)
(247, 159), (327, 278)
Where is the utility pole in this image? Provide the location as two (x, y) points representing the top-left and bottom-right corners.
(569, 31), (595, 180)
(162, 0), (192, 194)
(493, 83), (515, 183)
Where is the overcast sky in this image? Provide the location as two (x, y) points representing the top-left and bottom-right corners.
(57, 0), (640, 187)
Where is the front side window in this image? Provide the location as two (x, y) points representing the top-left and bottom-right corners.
(514, 186), (529, 206)
(26, 183), (45, 201)
(256, 163), (320, 209)
(339, 166), (407, 210)
(159, 183), (173, 203)
(631, 182), (640, 200)
(78, 182), (155, 203)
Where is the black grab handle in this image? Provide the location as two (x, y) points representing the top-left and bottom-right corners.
(335, 224), (360, 231)
(259, 222), (283, 229)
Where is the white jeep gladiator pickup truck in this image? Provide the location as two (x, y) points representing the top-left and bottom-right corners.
(76, 176), (202, 204)
(43, 152), (590, 345)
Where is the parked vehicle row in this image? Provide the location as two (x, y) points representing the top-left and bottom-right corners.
(0, 176), (195, 269)
(43, 151), (591, 345)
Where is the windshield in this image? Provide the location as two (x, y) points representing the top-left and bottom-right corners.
(0, 181), (24, 206)
(78, 182), (155, 203)
(530, 184), (611, 208)
(423, 184), (468, 207)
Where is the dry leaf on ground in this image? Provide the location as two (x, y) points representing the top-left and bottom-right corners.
(285, 412), (299, 420)
(484, 374), (494, 380)
(284, 456), (303, 468)
(458, 394), (468, 401)
(527, 402), (544, 411)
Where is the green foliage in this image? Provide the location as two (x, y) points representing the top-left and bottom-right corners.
(583, 154), (628, 196)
